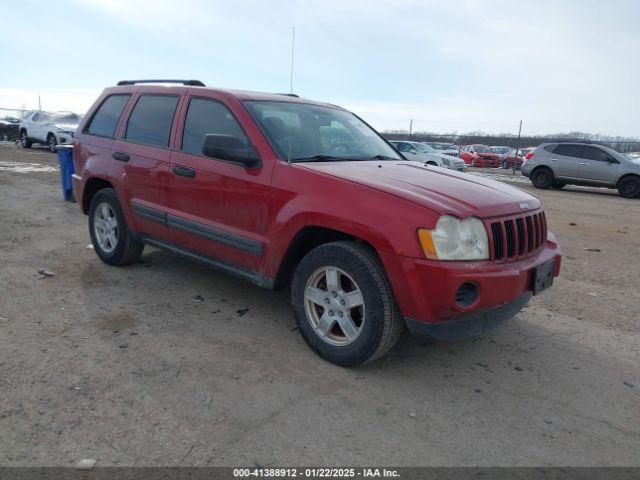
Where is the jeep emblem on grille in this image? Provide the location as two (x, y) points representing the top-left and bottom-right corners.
(519, 202), (530, 211)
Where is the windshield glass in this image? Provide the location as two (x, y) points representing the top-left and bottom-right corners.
(414, 143), (436, 153)
(243, 101), (402, 162)
(473, 145), (491, 153)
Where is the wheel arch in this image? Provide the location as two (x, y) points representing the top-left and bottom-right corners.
(616, 173), (640, 188)
(82, 177), (114, 214)
(272, 225), (382, 290)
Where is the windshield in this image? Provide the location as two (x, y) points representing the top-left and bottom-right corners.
(243, 101), (402, 162)
(414, 143), (436, 153)
(473, 146), (491, 153)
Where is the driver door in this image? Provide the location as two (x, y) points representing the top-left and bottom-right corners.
(168, 93), (273, 272)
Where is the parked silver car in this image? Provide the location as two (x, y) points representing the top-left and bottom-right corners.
(522, 143), (640, 198)
(19, 111), (81, 152)
(389, 140), (467, 171)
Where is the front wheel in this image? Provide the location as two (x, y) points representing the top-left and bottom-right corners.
(291, 241), (403, 366)
(47, 134), (57, 153)
(618, 176), (640, 199)
(88, 188), (145, 265)
(20, 131), (32, 148)
(531, 168), (554, 189)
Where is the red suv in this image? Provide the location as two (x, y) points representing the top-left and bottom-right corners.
(72, 80), (561, 366)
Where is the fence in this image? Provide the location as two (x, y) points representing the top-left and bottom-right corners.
(382, 132), (640, 154)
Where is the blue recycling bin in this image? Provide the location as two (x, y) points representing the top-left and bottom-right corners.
(55, 145), (75, 201)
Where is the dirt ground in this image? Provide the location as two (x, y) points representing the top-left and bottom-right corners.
(0, 144), (638, 467)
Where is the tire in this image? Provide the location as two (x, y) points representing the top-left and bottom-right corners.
(47, 134), (57, 153)
(88, 188), (144, 266)
(531, 167), (554, 189)
(20, 130), (32, 148)
(426, 161), (438, 166)
(618, 176), (640, 199)
(552, 182), (565, 189)
(291, 241), (403, 366)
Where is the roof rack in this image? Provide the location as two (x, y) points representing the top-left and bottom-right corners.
(277, 93), (299, 98)
(116, 79), (205, 86)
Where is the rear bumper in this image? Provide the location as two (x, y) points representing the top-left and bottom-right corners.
(405, 292), (531, 341)
(394, 238), (561, 334)
(71, 174), (84, 210)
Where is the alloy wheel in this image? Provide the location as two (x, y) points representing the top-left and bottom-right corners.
(93, 202), (119, 253)
(304, 266), (365, 346)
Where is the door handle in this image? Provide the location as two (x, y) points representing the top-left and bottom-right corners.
(112, 151), (130, 162)
(580, 162), (588, 165)
(172, 166), (196, 178)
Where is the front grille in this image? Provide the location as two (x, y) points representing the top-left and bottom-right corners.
(488, 211), (546, 260)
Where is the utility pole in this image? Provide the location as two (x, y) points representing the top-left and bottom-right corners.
(38, 95), (42, 112)
(409, 119), (413, 138)
(513, 120), (522, 175)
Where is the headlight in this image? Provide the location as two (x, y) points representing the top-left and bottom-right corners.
(418, 215), (489, 260)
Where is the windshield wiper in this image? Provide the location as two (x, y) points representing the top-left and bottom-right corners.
(292, 155), (342, 162)
(371, 155), (397, 160)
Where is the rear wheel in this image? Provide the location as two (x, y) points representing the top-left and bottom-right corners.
(20, 130), (32, 148)
(291, 241), (403, 366)
(88, 188), (144, 265)
(531, 168), (554, 189)
(47, 134), (57, 153)
(618, 176), (640, 199)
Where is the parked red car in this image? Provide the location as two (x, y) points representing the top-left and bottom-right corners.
(460, 145), (501, 168)
(501, 147), (535, 170)
(72, 80), (561, 366)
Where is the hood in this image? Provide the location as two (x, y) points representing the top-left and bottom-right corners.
(298, 161), (541, 218)
(54, 123), (78, 131)
(477, 152), (498, 159)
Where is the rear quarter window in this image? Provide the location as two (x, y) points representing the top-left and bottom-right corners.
(85, 94), (131, 138)
(125, 94), (179, 148)
(553, 144), (584, 158)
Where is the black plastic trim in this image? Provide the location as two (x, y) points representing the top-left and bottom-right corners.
(129, 201), (263, 256)
(117, 79), (205, 86)
(166, 214), (263, 256)
(131, 202), (167, 224)
(138, 235), (272, 288)
(405, 292), (532, 341)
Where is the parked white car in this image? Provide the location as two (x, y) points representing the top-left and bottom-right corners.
(19, 111), (81, 152)
(389, 140), (467, 172)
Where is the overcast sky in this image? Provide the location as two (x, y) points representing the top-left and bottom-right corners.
(1, 0), (638, 136)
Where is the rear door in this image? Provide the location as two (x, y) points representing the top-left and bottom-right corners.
(109, 91), (183, 242)
(168, 93), (273, 273)
(577, 146), (621, 185)
(549, 144), (582, 179)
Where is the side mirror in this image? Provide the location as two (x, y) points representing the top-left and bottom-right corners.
(202, 134), (261, 167)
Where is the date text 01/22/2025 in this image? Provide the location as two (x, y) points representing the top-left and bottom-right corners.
(233, 468), (400, 478)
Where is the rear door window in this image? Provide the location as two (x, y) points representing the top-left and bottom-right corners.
(86, 94), (131, 138)
(553, 144), (584, 158)
(125, 95), (179, 148)
(181, 98), (249, 156)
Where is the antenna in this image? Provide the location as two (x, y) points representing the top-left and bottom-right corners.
(290, 26), (295, 94)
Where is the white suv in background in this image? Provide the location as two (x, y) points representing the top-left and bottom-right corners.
(19, 111), (81, 152)
(389, 140), (467, 171)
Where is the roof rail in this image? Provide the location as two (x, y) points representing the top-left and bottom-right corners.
(116, 79), (205, 86)
(277, 93), (299, 98)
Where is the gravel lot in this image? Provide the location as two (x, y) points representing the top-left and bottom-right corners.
(1, 144), (638, 467)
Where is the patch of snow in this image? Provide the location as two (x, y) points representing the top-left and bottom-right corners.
(0, 161), (58, 173)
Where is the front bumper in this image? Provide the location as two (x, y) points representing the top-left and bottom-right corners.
(394, 240), (561, 338)
(405, 292), (531, 341)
